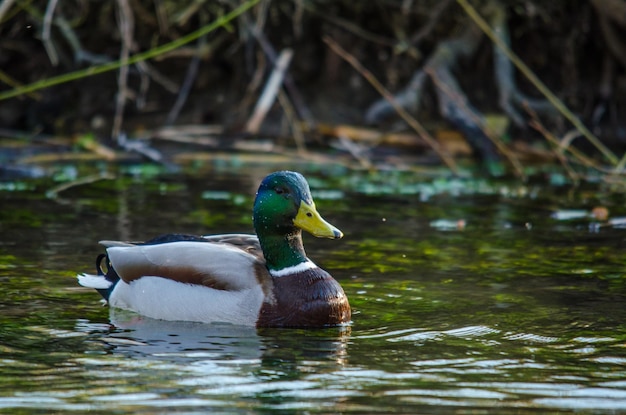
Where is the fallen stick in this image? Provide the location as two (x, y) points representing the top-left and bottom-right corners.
(249, 26), (315, 125)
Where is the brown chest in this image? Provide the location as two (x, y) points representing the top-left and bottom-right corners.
(256, 269), (351, 328)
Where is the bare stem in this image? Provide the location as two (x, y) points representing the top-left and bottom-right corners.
(0, 0), (261, 101)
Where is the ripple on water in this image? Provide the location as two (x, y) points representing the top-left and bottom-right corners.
(384, 325), (501, 343)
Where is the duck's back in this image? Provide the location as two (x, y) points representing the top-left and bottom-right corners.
(104, 240), (272, 325)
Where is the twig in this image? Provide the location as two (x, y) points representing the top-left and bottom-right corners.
(490, 2), (554, 127)
(153, 33), (228, 62)
(335, 136), (372, 169)
(42, 0), (60, 66)
(0, 0), (17, 23)
(135, 61), (179, 93)
(153, 0), (169, 36)
(526, 110), (579, 184)
(117, 133), (166, 165)
(46, 173), (115, 200)
(427, 67), (524, 178)
(165, 34), (206, 125)
(0, 0), (261, 101)
(237, 49), (267, 122)
(249, 26), (315, 125)
(365, 70), (427, 124)
(245, 48), (293, 134)
(303, 3), (397, 48)
(56, 12), (180, 96)
(78, 136), (117, 160)
(293, 0), (304, 38)
(364, 23), (506, 172)
(0, 70), (41, 100)
(614, 153), (626, 174)
(277, 89), (306, 154)
(135, 62), (150, 110)
(457, 0), (618, 166)
(409, 0), (454, 45)
(112, 0), (134, 141)
(323, 36), (459, 174)
(151, 124), (224, 140)
(560, 130), (582, 150)
(54, 16), (111, 65)
(491, 3), (525, 127)
(525, 104), (600, 171)
(307, 123), (428, 148)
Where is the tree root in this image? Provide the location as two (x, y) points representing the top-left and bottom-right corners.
(489, 3), (554, 127)
(324, 35), (459, 174)
(365, 22), (508, 174)
(365, 0), (621, 174)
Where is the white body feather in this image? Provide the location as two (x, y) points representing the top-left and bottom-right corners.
(109, 277), (265, 325)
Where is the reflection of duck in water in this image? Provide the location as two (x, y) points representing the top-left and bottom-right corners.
(78, 171), (351, 328)
(94, 309), (263, 360)
(76, 309), (350, 366)
(258, 326), (351, 372)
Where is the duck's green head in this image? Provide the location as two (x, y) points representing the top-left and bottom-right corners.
(253, 171), (342, 240)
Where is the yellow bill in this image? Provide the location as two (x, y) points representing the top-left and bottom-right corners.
(294, 202), (343, 239)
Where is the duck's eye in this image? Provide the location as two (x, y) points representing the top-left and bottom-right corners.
(275, 187), (289, 196)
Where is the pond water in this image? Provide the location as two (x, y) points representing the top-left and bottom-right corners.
(1, 163), (626, 414)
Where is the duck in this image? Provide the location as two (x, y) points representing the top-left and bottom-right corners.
(77, 171), (351, 328)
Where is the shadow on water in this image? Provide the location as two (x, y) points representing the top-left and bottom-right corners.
(1, 166), (626, 413)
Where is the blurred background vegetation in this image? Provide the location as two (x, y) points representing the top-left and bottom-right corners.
(0, 0), (625, 179)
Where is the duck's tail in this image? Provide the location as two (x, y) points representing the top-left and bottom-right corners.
(77, 254), (119, 301)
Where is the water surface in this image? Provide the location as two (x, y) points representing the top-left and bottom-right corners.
(1, 165), (626, 414)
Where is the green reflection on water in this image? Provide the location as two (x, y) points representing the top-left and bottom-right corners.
(1, 167), (626, 414)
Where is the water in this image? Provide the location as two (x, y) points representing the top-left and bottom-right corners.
(1, 165), (626, 414)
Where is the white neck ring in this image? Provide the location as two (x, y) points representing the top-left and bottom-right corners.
(270, 260), (318, 277)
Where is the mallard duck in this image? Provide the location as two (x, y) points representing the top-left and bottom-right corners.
(77, 171), (351, 328)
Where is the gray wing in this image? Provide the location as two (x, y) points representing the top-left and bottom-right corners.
(103, 240), (270, 291)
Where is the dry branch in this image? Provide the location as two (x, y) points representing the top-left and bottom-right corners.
(364, 23), (515, 176)
(277, 89), (307, 154)
(490, 3), (553, 127)
(526, 110), (580, 184)
(165, 34), (206, 125)
(249, 26), (315, 126)
(324, 36), (459, 174)
(408, 0), (454, 45)
(0, 0), (17, 22)
(457, 0), (618, 166)
(42, 0), (60, 66)
(46, 173), (115, 200)
(308, 123), (428, 149)
(112, 0), (134, 141)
